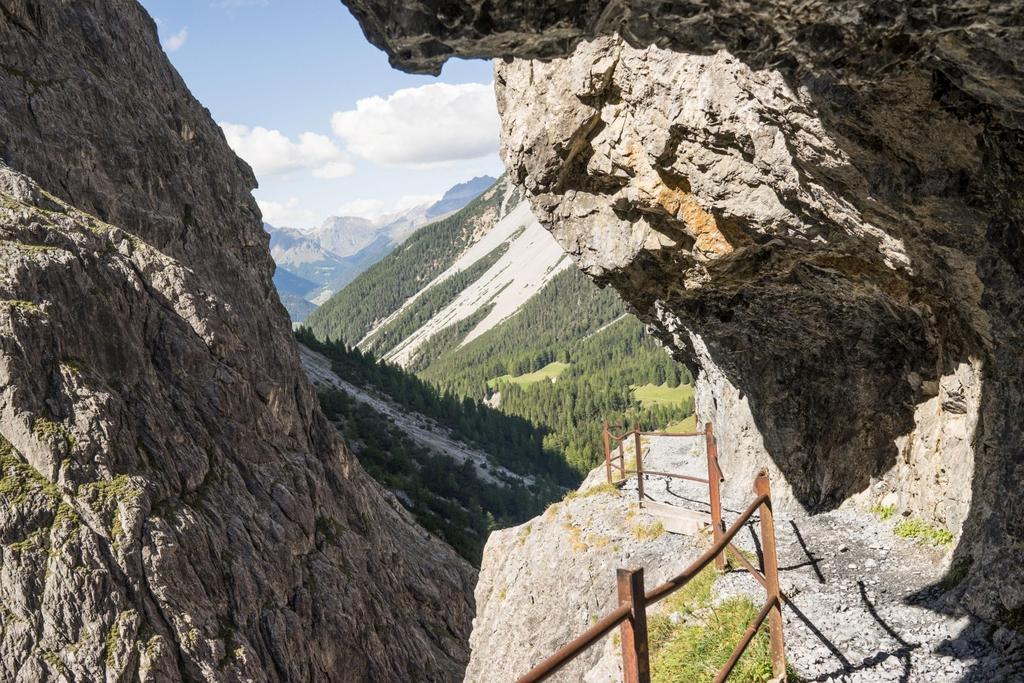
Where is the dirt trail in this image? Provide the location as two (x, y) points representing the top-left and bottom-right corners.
(300, 344), (535, 487)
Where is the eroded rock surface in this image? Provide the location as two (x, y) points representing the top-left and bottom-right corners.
(492, 34), (1023, 630)
(340, 0), (1024, 655)
(0, 1), (473, 680)
(467, 466), (702, 682)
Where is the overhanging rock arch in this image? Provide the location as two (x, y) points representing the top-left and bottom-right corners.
(340, 0), (1024, 631)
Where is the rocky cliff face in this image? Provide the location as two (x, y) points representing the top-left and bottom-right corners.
(339, 0), (1024, 635)
(0, 1), (473, 680)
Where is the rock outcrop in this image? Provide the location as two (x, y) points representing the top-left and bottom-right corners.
(339, 0), (1024, 644)
(0, 1), (473, 680)
(467, 467), (702, 682)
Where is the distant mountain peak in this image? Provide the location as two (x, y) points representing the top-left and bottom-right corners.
(426, 175), (498, 219)
(266, 176), (500, 321)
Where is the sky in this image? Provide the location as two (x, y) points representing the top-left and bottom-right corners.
(139, 0), (504, 230)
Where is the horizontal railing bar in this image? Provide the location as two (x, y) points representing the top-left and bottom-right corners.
(645, 494), (767, 604)
(726, 543), (768, 589)
(712, 596), (777, 683)
(515, 604), (632, 683)
(636, 430), (704, 437)
(627, 469), (709, 484)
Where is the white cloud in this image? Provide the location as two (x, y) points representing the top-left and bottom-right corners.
(336, 193), (442, 221)
(163, 27), (188, 52)
(311, 161), (356, 179)
(220, 123), (354, 179)
(331, 82), (499, 168)
(257, 197), (317, 228)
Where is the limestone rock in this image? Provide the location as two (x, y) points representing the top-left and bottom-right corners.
(466, 472), (701, 681)
(492, 35), (1020, 627)
(0, 1), (473, 680)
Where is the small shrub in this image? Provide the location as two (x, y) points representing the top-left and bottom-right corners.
(894, 518), (954, 547)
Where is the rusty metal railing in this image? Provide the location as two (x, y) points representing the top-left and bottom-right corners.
(604, 421), (727, 571)
(515, 471), (786, 683)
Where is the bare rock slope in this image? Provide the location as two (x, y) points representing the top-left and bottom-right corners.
(0, 1), (473, 680)
(339, 0), (1024, 664)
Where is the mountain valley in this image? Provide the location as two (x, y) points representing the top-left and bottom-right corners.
(267, 175), (495, 320)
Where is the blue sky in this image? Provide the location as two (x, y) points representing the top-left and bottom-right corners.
(139, 0), (503, 230)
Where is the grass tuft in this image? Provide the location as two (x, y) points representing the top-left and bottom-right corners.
(631, 520), (665, 541)
(869, 503), (896, 521)
(562, 482), (619, 501)
(894, 518), (954, 547)
(32, 417), (76, 451)
(0, 437), (60, 505)
(2, 299), (41, 313)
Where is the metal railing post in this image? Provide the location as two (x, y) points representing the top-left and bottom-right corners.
(633, 427), (645, 503)
(603, 421), (613, 483)
(754, 471), (786, 680)
(705, 422), (725, 571)
(616, 568), (651, 683)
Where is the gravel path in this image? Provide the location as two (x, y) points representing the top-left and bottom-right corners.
(617, 435), (1021, 682)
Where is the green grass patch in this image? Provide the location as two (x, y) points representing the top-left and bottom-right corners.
(488, 361), (570, 389)
(664, 564), (716, 617)
(32, 417), (75, 451)
(0, 438), (59, 505)
(2, 299), (41, 313)
(664, 415), (698, 433)
(894, 518), (954, 547)
(562, 481), (619, 502)
(633, 383), (694, 408)
(870, 503), (896, 521)
(650, 597), (788, 683)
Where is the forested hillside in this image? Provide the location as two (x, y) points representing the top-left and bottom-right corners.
(419, 268), (694, 471)
(305, 178), (519, 344)
(298, 329), (573, 562)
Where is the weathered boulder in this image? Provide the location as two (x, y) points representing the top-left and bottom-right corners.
(339, 0), (1024, 640)
(0, 1), (473, 680)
